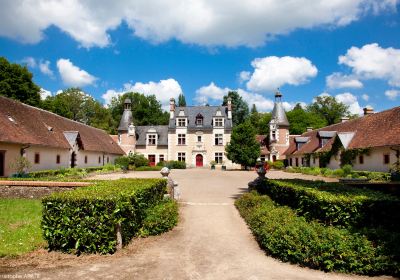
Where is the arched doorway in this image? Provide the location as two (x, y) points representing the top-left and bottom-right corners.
(272, 155), (277, 162)
(196, 154), (203, 167)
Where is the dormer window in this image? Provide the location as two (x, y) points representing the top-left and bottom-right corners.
(195, 114), (204, 126)
(295, 137), (309, 151)
(320, 138), (330, 148)
(214, 118), (224, 127)
(296, 142), (304, 150)
(147, 134), (157, 146)
(271, 130), (276, 141)
(177, 118), (187, 127)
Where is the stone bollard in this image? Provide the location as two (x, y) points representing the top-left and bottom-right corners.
(160, 167), (178, 200)
(248, 166), (267, 191)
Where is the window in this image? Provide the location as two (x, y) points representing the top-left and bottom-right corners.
(359, 155), (364, 164)
(178, 152), (186, 162)
(215, 134), (223, 146)
(320, 138), (330, 148)
(98, 156), (101, 164)
(295, 157), (299, 167)
(384, 154), (390, 164)
(85, 155), (88, 164)
(296, 143), (304, 150)
(197, 135), (202, 142)
(215, 152), (223, 164)
(271, 130), (276, 140)
(214, 118), (223, 127)
(195, 114), (203, 126)
(56, 155), (60, 164)
(118, 134), (121, 144)
(301, 157), (304, 165)
(313, 157), (316, 164)
(159, 155), (164, 162)
(289, 158), (293, 166)
(147, 134), (156, 145)
(178, 134), (186, 145)
(177, 118), (186, 127)
(107, 156), (109, 163)
(34, 153), (40, 164)
(260, 155), (266, 162)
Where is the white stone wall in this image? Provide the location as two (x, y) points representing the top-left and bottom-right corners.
(24, 146), (71, 172)
(136, 146), (169, 164)
(0, 142), (25, 176)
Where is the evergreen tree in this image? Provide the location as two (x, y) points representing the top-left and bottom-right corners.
(0, 57), (40, 106)
(222, 91), (249, 126)
(178, 93), (186, 106)
(226, 121), (260, 169)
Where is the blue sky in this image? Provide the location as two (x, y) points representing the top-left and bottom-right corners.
(0, 1), (399, 113)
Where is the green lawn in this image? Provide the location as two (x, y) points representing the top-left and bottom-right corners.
(0, 198), (45, 257)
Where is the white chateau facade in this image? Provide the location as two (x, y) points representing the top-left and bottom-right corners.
(116, 97), (239, 168)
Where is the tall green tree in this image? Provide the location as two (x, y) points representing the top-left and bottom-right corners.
(0, 57), (40, 106)
(226, 121), (260, 169)
(178, 93), (186, 107)
(109, 92), (169, 130)
(222, 91), (249, 126)
(42, 88), (114, 132)
(287, 103), (327, 134)
(307, 96), (351, 125)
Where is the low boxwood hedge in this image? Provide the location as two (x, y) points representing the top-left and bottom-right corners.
(134, 166), (163, 171)
(42, 178), (167, 254)
(236, 192), (399, 275)
(139, 198), (178, 237)
(254, 179), (400, 230)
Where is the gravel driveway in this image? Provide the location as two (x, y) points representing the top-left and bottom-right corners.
(0, 169), (393, 280)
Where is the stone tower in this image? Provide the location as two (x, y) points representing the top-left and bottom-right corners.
(117, 98), (136, 155)
(269, 90), (290, 161)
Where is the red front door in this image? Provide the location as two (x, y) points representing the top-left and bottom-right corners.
(196, 154), (203, 167)
(148, 155), (156, 166)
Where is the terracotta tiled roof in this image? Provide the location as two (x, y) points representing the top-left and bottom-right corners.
(0, 96), (124, 155)
(285, 106), (400, 156)
(256, 135), (270, 154)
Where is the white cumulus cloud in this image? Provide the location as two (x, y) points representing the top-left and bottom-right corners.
(245, 56), (318, 92)
(335, 92), (363, 115)
(102, 78), (183, 110)
(361, 94), (369, 101)
(39, 88), (52, 100)
(194, 82), (229, 104)
(339, 43), (400, 87)
(38, 60), (54, 77)
(385, 89), (400, 100)
(0, 1), (397, 48)
(57, 58), (97, 87)
(326, 72), (363, 89)
(21, 56), (36, 68)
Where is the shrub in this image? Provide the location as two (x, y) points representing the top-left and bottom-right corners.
(115, 156), (130, 169)
(42, 178), (167, 254)
(254, 179), (400, 230)
(236, 192), (399, 275)
(332, 168), (344, 177)
(134, 166), (163, 171)
(139, 199), (178, 237)
(164, 160), (186, 169)
(128, 153), (149, 168)
(353, 171), (391, 182)
(342, 164), (353, 176)
(271, 160), (284, 170)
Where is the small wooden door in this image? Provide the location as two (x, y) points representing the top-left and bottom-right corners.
(196, 154), (203, 167)
(148, 155), (156, 166)
(272, 155), (277, 162)
(0, 151), (5, 177)
(71, 152), (76, 168)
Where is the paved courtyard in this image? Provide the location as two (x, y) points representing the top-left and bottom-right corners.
(1, 169), (393, 280)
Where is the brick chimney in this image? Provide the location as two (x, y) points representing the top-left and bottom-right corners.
(170, 98), (175, 119)
(227, 97), (232, 119)
(306, 127), (313, 132)
(363, 106), (374, 116)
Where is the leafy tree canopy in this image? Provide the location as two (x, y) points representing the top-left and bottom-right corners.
(287, 103), (327, 134)
(109, 92), (169, 130)
(307, 96), (351, 125)
(226, 121), (260, 168)
(0, 56), (40, 106)
(178, 93), (186, 107)
(222, 91), (249, 126)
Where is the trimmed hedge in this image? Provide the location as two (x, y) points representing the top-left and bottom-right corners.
(254, 179), (400, 230)
(163, 161), (186, 169)
(134, 166), (163, 171)
(42, 178), (167, 254)
(236, 192), (399, 275)
(139, 199), (178, 237)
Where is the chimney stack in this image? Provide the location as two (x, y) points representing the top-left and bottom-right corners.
(340, 117), (349, 123)
(306, 127), (313, 132)
(227, 97), (232, 119)
(170, 98), (176, 119)
(363, 106), (374, 116)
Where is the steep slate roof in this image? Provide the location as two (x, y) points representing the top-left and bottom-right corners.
(169, 106), (232, 131)
(0, 96), (124, 154)
(285, 106), (400, 156)
(271, 101), (289, 126)
(135, 125), (168, 146)
(118, 108), (133, 131)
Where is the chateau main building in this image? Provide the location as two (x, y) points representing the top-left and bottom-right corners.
(116, 97), (237, 168)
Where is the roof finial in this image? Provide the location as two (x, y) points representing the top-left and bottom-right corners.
(275, 88), (282, 101)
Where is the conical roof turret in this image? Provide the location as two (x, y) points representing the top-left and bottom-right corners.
(118, 98), (133, 131)
(270, 89), (289, 126)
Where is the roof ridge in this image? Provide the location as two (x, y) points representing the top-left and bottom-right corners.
(0, 95), (108, 133)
